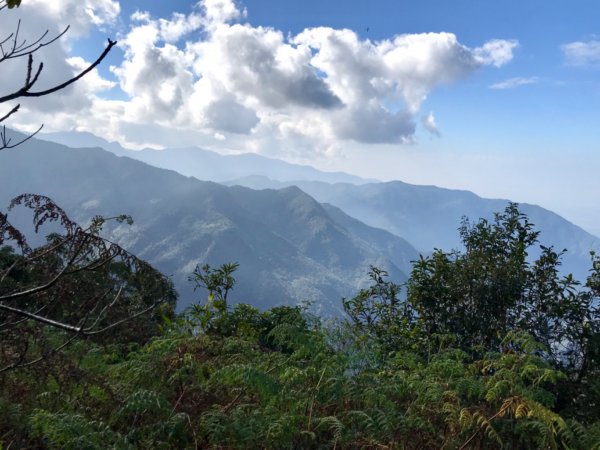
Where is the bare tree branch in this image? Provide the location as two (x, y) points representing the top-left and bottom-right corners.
(0, 103), (19, 123)
(0, 302), (83, 333)
(0, 123), (42, 148)
(0, 20), (69, 63)
(83, 301), (164, 336)
(0, 10), (170, 374)
(0, 38), (117, 104)
(0, 16), (116, 151)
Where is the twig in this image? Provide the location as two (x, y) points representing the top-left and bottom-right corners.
(0, 103), (19, 123)
(1, 123), (43, 149)
(0, 38), (117, 103)
(307, 367), (327, 432)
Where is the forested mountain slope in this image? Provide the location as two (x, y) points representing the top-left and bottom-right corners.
(0, 138), (417, 313)
(229, 175), (600, 281)
(42, 132), (599, 280)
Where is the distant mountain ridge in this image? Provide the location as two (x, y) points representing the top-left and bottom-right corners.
(41, 131), (373, 185)
(0, 137), (418, 314)
(38, 130), (600, 282)
(226, 175), (600, 281)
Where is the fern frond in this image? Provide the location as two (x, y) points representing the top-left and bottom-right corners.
(316, 416), (344, 445)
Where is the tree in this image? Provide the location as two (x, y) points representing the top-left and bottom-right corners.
(343, 265), (420, 352)
(187, 262), (240, 334)
(344, 204), (600, 376)
(406, 203), (600, 377)
(0, 195), (176, 372)
(406, 203), (538, 351)
(0, 4), (174, 371)
(4, 0), (21, 8)
(191, 262), (240, 311)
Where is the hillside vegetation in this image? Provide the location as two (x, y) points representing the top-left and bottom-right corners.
(2, 204), (600, 449)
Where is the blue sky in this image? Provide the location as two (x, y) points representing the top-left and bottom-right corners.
(3, 0), (600, 234)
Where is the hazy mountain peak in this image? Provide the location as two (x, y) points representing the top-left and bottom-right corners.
(1, 137), (415, 315)
(40, 130), (374, 185)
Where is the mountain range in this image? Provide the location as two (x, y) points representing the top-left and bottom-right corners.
(226, 176), (600, 280)
(2, 130), (598, 314)
(41, 131), (371, 185)
(0, 136), (417, 314)
(42, 130), (600, 282)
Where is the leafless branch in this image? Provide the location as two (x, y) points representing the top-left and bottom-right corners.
(0, 123), (42, 148)
(0, 103), (19, 123)
(0, 11), (164, 373)
(0, 302), (83, 333)
(0, 20), (69, 63)
(0, 38), (117, 104)
(0, 16), (116, 151)
(83, 301), (163, 336)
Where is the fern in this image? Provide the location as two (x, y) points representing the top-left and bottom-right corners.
(118, 389), (170, 419)
(316, 416), (343, 445)
(30, 410), (130, 450)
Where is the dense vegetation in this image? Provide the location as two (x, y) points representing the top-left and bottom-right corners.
(1, 204), (600, 449)
(3, 2), (598, 447)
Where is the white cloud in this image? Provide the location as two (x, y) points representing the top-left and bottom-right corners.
(131, 10), (151, 22)
(561, 40), (600, 67)
(473, 39), (519, 67)
(192, 23), (342, 110)
(159, 12), (204, 43)
(1, 0), (519, 158)
(422, 112), (440, 136)
(110, 16), (197, 122)
(202, 0), (245, 25)
(489, 76), (539, 90)
(292, 30), (485, 114)
(25, 0), (120, 35)
(0, 1), (118, 129)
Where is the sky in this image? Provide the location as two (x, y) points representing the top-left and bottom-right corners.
(2, 0), (599, 235)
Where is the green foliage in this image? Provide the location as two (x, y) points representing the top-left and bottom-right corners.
(191, 262), (240, 309)
(6, 303), (594, 449)
(408, 203), (541, 350)
(404, 203), (600, 376)
(343, 265), (421, 354)
(30, 411), (129, 450)
(1, 205), (600, 448)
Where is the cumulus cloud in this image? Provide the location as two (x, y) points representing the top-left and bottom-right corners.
(292, 29), (483, 112)
(1, 0), (519, 157)
(0, 0), (118, 132)
(489, 76), (539, 90)
(204, 97), (259, 134)
(25, 0), (120, 36)
(202, 0), (246, 25)
(561, 40), (600, 67)
(191, 23), (342, 110)
(473, 39), (519, 67)
(422, 112), (440, 137)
